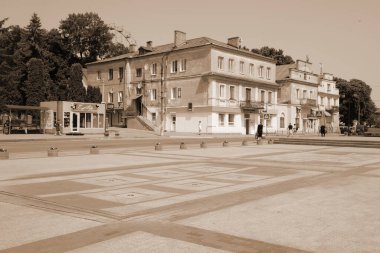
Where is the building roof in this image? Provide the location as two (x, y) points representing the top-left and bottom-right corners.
(276, 64), (296, 80)
(86, 36), (276, 66)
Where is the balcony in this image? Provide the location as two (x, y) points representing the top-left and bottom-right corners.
(240, 101), (265, 112)
(327, 106), (339, 114)
(300, 98), (317, 106)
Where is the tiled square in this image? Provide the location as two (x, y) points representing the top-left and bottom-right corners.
(179, 165), (233, 173)
(132, 169), (194, 179)
(208, 173), (270, 182)
(83, 187), (175, 205)
(72, 175), (148, 187)
(156, 179), (231, 191)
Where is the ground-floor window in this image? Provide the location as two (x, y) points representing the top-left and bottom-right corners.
(77, 113), (104, 128)
(228, 114), (235, 126)
(219, 114), (225, 126)
(280, 115), (285, 128)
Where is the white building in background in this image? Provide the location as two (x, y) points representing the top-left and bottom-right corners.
(276, 60), (339, 134)
(86, 31), (278, 135)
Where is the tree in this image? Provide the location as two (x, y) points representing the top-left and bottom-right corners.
(85, 85), (102, 103)
(251, 46), (295, 65)
(25, 58), (47, 105)
(336, 78), (376, 126)
(67, 63), (86, 102)
(59, 12), (114, 64)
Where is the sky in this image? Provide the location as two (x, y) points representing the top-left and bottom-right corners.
(2, 0), (380, 106)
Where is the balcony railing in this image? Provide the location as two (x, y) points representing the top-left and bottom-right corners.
(240, 101), (265, 110)
(300, 98), (317, 106)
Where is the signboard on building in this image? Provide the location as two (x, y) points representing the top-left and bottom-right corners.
(72, 103), (99, 112)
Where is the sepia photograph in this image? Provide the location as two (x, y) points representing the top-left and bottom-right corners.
(0, 0), (379, 252)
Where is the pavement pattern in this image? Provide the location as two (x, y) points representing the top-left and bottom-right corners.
(1, 141), (380, 253)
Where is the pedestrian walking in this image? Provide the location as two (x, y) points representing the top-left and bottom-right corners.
(54, 120), (62, 136)
(320, 125), (326, 137)
(288, 123), (293, 137)
(198, 121), (202, 135)
(257, 123), (263, 139)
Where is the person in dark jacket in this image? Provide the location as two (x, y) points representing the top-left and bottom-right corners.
(257, 123), (263, 139)
(320, 125), (326, 137)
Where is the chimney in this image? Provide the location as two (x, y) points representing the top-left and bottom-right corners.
(227, 37), (241, 48)
(129, 43), (136, 53)
(174, 30), (186, 47)
(146, 41), (153, 48)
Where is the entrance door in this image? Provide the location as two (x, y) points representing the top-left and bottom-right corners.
(171, 115), (176, 132)
(245, 119), (250, 135)
(72, 113), (79, 132)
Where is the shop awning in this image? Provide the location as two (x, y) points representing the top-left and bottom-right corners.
(323, 111), (332, 117)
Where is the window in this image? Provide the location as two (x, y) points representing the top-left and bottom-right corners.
(228, 59), (234, 72)
(152, 113), (156, 122)
(118, 67), (124, 80)
(239, 61), (244, 74)
(108, 69), (113, 80)
(151, 63), (157, 75)
(93, 114), (98, 128)
(245, 88), (251, 102)
(118, 91), (123, 103)
(150, 89), (157, 101)
(80, 113), (85, 128)
(136, 68), (142, 77)
(229, 86), (235, 100)
(321, 97), (324, 105)
(108, 92), (113, 103)
(268, 91), (272, 104)
(266, 67), (271, 79)
(261, 90), (265, 102)
(258, 66), (264, 78)
(310, 90), (313, 99)
(218, 57), (224, 70)
(171, 60), (178, 73)
(219, 84), (226, 98)
(303, 90), (307, 99)
(171, 87), (181, 99)
(249, 64), (254, 76)
(86, 113), (91, 128)
(180, 59), (187, 72)
(219, 114), (225, 126)
(327, 83), (331, 91)
(97, 71), (101, 80)
(178, 88), (182, 98)
(296, 89), (300, 99)
(334, 98), (337, 106)
(228, 114), (235, 126)
(328, 98), (331, 108)
(99, 114), (104, 128)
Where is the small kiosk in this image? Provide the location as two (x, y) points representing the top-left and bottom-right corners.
(40, 101), (106, 135)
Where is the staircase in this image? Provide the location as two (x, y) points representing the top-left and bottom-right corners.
(275, 138), (380, 149)
(126, 116), (159, 133)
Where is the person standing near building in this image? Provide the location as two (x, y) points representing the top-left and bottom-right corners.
(54, 120), (62, 136)
(320, 125), (326, 137)
(257, 123), (263, 140)
(198, 121), (202, 135)
(288, 123), (293, 137)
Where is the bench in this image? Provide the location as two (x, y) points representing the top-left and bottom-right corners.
(364, 128), (380, 137)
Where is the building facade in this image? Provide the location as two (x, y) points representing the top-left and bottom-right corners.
(86, 31), (278, 135)
(276, 60), (339, 134)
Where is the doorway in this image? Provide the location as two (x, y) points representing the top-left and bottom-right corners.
(171, 115), (176, 132)
(245, 119), (250, 135)
(72, 113), (79, 132)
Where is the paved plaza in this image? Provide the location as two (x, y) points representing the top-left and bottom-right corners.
(1, 141), (380, 253)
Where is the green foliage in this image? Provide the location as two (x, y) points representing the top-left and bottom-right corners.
(336, 77), (376, 125)
(59, 12), (114, 64)
(67, 63), (86, 102)
(85, 86), (102, 103)
(25, 58), (47, 105)
(251, 46), (295, 65)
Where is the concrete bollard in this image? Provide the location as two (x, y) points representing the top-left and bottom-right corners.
(90, 145), (99, 154)
(48, 147), (59, 157)
(200, 141), (207, 148)
(242, 140), (248, 146)
(155, 143), (162, 151)
(223, 141), (229, 147)
(180, 142), (187, 149)
(257, 139), (262, 145)
(0, 148), (9, 160)
(104, 131), (109, 137)
(114, 131), (120, 137)
(268, 139), (274, 144)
